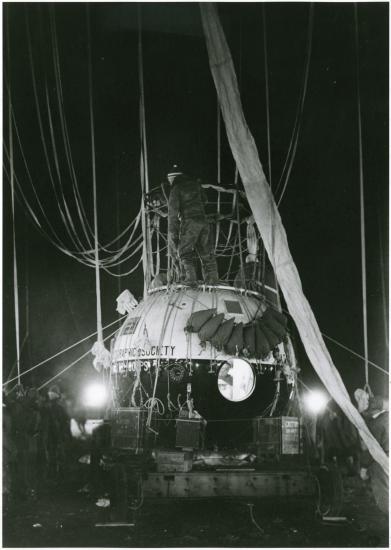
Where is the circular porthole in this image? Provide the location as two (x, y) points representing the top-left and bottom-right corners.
(217, 358), (256, 402)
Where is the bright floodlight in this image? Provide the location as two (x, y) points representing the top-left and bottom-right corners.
(303, 390), (329, 414)
(83, 383), (108, 408)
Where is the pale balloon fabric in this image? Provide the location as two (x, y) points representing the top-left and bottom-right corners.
(200, 3), (388, 475)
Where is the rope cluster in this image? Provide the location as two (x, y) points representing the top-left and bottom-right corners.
(3, 8), (144, 277)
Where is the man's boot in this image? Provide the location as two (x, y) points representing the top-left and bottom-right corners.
(181, 260), (198, 288)
(203, 256), (219, 285)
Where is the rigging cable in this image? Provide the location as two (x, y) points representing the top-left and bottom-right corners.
(378, 216), (388, 350)
(275, 302), (388, 376)
(102, 253), (143, 278)
(6, 333), (29, 384)
(2, 159), (76, 257)
(155, 216), (161, 275)
(261, 5), (282, 310)
(146, 291), (183, 429)
(220, 219), (235, 255)
(3, 315), (126, 387)
(322, 333), (388, 376)
(115, 158), (122, 295)
(232, 15), (246, 286)
(4, 129), (142, 259)
(25, 231), (32, 368)
(6, 118), (142, 256)
(215, 104), (222, 250)
(260, 5), (269, 290)
(262, 4), (272, 187)
(38, 326), (118, 391)
(3, 155), (143, 272)
(49, 5), (96, 248)
(138, 5), (152, 295)
(6, 104), (69, 250)
(44, 81), (87, 252)
(4, 106), (80, 259)
(86, 5), (103, 346)
(222, 231), (238, 282)
(25, 9), (84, 252)
(46, 5), (94, 252)
(19, 10), (142, 263)
(276, 2), (314, 207)
(234, 184), (246, 287)
(6, 10), (21, 385)
(354, 4), (370, 395)
(217, 102), (221, 183)
(232, 11), (243, 189)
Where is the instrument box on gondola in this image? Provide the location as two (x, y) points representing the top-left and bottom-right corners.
(175, 418), (205, 450)
(110, 407), (154, 453)
(253, 416), (302, 460)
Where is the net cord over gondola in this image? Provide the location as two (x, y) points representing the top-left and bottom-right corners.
(6, 12), (21, 385)
(354, 5), (370, 396)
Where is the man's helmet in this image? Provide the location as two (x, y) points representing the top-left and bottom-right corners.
(167, 164), (183, 184)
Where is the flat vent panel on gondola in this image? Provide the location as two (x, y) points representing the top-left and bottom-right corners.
(224, 300), (243, 314)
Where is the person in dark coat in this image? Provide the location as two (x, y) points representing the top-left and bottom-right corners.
(359, 396), (388, 514)
(23, 388), (42, 497)
(36, 390), (49, 486)
(3, 393), (18, 506)
(317, 401), (359, 472)
(167, 165), (219, 286)
(9, 387), (30, 497)
(44, 385), (71, 481)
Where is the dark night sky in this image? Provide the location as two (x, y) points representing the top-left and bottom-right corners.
(3, 2), (389, 399)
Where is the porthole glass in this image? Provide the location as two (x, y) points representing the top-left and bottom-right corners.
(217, 358), (255, 402)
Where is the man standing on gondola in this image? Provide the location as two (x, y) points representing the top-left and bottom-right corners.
(167, 164), (219, 286)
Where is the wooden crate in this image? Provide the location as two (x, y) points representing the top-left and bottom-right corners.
(281, 417), (301, 454)
(253, 416), (302, 460)
(110, 407), (151, 453)
(156, 450), (193, 473)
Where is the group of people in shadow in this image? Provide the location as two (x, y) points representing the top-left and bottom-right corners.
(316, 389), (388, 514)
(3, 378), (388, 518)
(3, 383), (84, 507)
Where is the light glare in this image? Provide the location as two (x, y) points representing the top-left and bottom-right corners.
(83, 383), (107, 408)
(304, 390), (329, 414)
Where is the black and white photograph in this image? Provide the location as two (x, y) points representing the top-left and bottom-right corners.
(2, 1), (389, 547)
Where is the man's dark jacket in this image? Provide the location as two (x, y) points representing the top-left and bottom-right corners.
(167, 174), (207, 250)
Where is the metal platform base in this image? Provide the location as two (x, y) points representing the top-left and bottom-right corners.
(142, 470), (315, 499)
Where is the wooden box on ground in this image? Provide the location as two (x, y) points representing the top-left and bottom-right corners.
(156, 450), (193, 473)
(253, 416), (302, 461)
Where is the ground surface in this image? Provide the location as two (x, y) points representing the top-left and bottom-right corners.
(3, 456), (389, 548)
